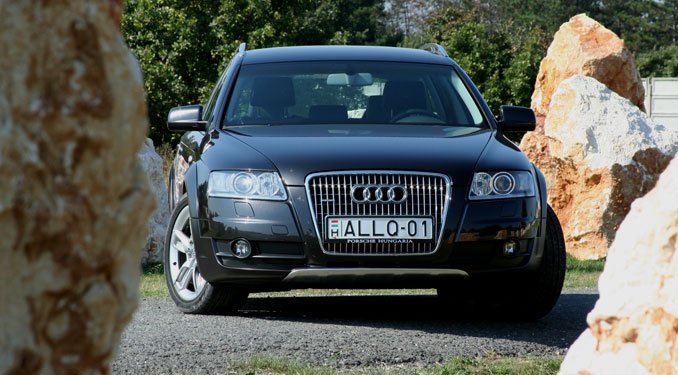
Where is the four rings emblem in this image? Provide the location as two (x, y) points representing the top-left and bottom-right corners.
(351, 184), (408, 204)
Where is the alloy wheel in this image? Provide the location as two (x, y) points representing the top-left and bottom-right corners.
(168, 205), (206, 301)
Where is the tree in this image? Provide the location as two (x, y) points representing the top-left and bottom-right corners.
(637, 45), (678, 77)
(123, 0), (222, 144)
(589, 0), (667, 54)
(422, 1), (544, 111)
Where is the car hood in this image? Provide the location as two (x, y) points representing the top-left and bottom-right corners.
(224, 126), (493, 186)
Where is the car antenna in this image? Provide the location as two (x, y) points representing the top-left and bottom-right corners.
(420, 43), (449, 58)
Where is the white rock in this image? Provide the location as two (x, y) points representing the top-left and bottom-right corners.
(137, 138), (170, 265)
(545, 76), (677, 169)
(533, 75), (677, 259)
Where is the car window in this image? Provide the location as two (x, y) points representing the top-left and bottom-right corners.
(203, 60), (234, 123)
(224, 62), (486, 128)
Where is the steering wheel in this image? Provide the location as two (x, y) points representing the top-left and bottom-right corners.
(391, 109), (442, 123)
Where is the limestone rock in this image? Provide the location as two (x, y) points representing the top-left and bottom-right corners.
(536, 76), (677, 259)
(531, 13), (645, 119)
(520, 14), (646, 177)
(138, 138), (170, 265)
(558, 155), (678, 375)
(0, 1), (154, 374)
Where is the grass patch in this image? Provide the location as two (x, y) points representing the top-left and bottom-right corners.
(141, 263), (168, 298)
(139, 255), (605, 298)
(226, 355), (563, 375)
(563, 254), (605, 290)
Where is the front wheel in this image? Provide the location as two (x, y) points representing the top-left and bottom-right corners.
(437, 205), (566, 320)
(164, 196), (248, 314)
(504, 204), (567, 320)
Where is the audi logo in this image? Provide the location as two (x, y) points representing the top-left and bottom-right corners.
(351, 184), (408, 204)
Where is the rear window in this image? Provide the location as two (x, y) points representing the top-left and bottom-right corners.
(223, 62), (486, 128)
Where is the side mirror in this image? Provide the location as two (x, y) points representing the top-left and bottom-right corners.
(496, 105), (536, 132)
(167, 105), (207, 132)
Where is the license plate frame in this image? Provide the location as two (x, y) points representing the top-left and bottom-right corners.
(325, 216), (434, 243)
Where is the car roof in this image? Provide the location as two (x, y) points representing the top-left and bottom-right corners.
(241, 45), (454, 65)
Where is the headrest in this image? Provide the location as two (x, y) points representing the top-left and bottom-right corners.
(308, 105), (348, 122)
(250, 77), (295, 107)
(383, 80), (427, 111)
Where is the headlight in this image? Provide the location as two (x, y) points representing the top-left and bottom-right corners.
(208, 171), (287, 200)
(469, 171), (535, 200)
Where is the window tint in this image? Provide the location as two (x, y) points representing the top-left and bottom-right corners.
(203, 59), (236, 122)
(224, 62), (486, 128)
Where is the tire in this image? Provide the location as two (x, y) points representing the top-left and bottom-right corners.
(499, 204), (566, 320)
(164, 196), (248, 314)
(437, 205), (566, 320)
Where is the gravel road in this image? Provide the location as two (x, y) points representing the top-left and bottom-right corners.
(112, 290), (597, 374)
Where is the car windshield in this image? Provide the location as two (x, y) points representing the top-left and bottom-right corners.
(223, 61), (487, 129)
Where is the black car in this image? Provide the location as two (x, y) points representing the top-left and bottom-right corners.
(164, 43), (566, 319)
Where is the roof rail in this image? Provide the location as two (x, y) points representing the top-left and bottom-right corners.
(420, 43), (449, 58)
(237, 42), (247, 54)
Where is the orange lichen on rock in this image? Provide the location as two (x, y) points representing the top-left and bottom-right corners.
(531, 13), (645, 118)
(519, 16), (652, 252)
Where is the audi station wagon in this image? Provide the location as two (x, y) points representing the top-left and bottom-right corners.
(164, 44), (566, 319)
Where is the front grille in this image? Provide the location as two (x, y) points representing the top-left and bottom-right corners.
(305, 171), (451, 255)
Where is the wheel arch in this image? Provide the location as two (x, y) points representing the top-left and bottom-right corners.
(184, 163), (200, 219)
(525, 163), (549, 270)
(532, 163), (549, 225)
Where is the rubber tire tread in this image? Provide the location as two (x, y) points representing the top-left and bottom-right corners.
(436, 204), (566, 320)
(164, 196), (248, 315)
(519, 204), (567, 319)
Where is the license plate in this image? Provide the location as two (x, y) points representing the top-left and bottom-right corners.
(325, 217), (433, 241)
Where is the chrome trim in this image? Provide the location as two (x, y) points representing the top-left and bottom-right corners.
(282, 268), (468, 282)
(350, 184), (408, 204)
(304, 170), (452, 256)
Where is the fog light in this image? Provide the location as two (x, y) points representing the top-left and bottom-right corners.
(232, 239), (253, 259)
(503, 240), (517, 256)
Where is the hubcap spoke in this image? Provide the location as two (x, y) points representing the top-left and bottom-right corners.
(175, 258), (196, 290)
(170, 205), (206, 300)
(173, 230), (192, 252)
(192, 268), (199, 292)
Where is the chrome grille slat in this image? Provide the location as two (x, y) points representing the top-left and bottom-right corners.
(305, 171), (451, 256)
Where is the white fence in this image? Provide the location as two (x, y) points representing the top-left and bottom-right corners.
(642, 77), (678, 130)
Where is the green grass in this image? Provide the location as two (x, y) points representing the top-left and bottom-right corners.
(140, 255), (605, 299)
(224, 355), (563, 375)
(140, 263), (168, 298)
(563, 254), (605, 290)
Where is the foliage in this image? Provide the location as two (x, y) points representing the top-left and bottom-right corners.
(123, 0), (221, 145)
(422, 2), (545, 112)
(637, 45), (678, 77)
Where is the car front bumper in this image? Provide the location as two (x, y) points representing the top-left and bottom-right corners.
(192, 186), (545, 288)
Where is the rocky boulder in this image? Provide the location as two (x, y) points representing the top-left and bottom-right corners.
(537, 76), (676, 259)
(531, 13), (644, 120)
(558, 155), (678, 375)
(0, 1), (154, 373)
(520, 14), (648, 217)
(138, 138), (170, 265)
